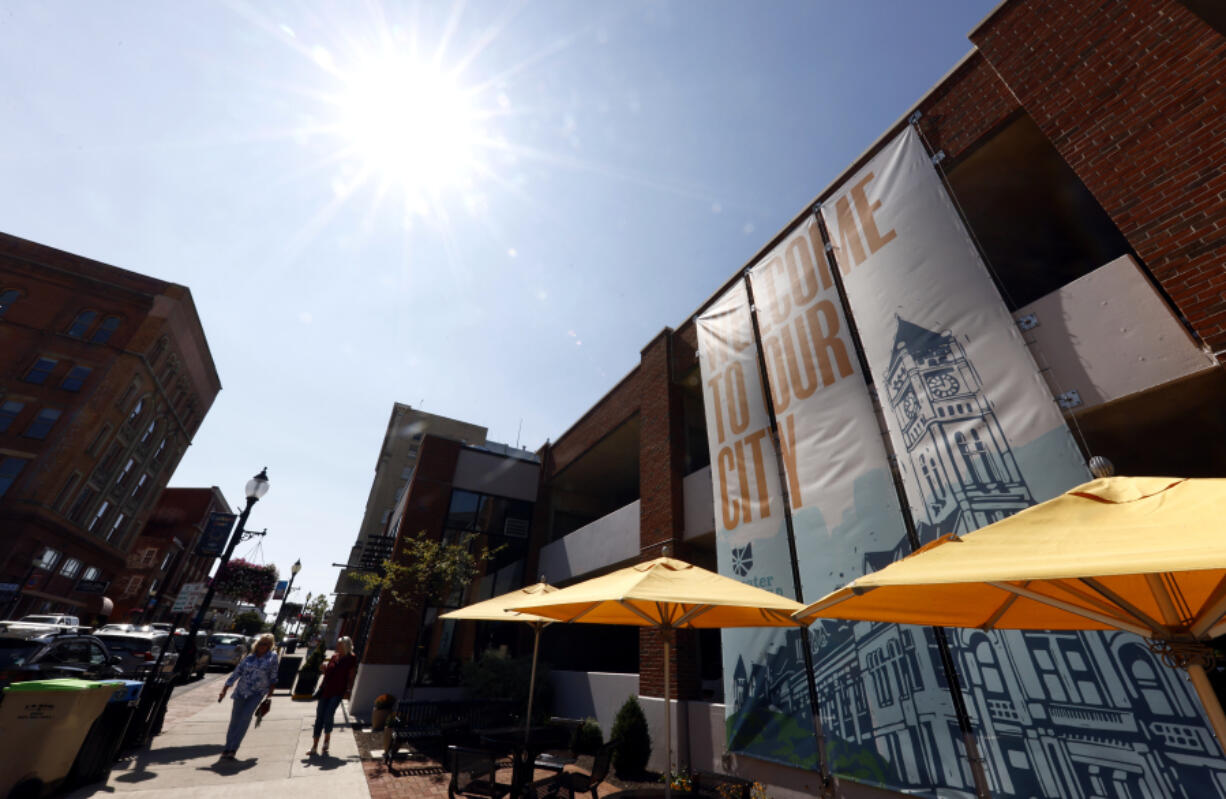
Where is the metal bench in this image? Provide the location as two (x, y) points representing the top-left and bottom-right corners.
(384, 699), (516, 765)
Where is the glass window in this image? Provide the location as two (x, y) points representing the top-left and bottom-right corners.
(140, 419), (157, 445)
(107, 513), (126, 542)
(0, 400), (25, 432)
(24, 408), (62, 440)
(0, 457), (28, 497)
(82, 566), (100, 581)
(90, 316), (120, 344)
(127, 397), (145, 423)
(23, 357), (58, 385)
(0, 288), (19, 317)
(68, 486), (97, 522)
(67, 310), (97, 338)
(148, 337), (166, 364)
(53, 474), (79, 510)
(160, 550), (174, 571)
(59, 365), (92, 392)
(130, 473), (149, 499)
(59, 558), (82, 578)
(87, 500), (111, 533)
(33, 547), (61, 570)
(115, 458), (135, 487)
(153, 437), (168, 462)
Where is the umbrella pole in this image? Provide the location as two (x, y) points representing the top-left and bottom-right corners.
(525, 622), (541, 744)
(664, 631), (672, 799)
(1187, 664), (1226, 755)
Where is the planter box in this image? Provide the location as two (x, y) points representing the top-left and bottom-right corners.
(292, 670), (320, 700)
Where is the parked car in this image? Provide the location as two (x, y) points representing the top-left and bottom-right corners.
(18, 614), (81, 627)
(169, 629), (210, 679)
(208, 634), (247, 669)
(148, 622), (173, 633)
(94, 630), (175, 678)
(0, 626), (121, 687)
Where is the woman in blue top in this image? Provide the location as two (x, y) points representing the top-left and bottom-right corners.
(217, 632), (279, 759)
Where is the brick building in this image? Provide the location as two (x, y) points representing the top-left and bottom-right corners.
(342, 3), (1226, 796)
(0, 233), (221, 621)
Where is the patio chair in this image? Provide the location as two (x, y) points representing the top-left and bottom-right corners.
(550, 739), (617, 799)
(448, 745), (511, 799)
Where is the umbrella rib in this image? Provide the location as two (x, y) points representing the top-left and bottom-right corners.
(1143, 573), (1184, 627)
(988, 581), (1152, 636)
(1079, 578), (1168, 634)
(980, 589), (1021, 630)
(674, 604), (714, 628)
(1191, 574), (1226, 639)
(618, 599), (663, 628)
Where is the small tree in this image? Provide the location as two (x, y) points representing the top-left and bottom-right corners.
(611, 695), (652, 777)
(233, 610), (264, 636)
(299, 594), (330, 641)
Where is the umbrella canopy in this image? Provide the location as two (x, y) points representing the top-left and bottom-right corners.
(794, 476), (1226, 752)
(440, 580), (558, 742)
(511, 555), (806, 798)
(440, 580), (558, 627)
(508, 555), (806, 628)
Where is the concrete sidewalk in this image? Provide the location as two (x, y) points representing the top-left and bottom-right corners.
(65, 687), (369, 799)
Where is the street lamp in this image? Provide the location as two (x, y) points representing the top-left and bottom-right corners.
(273, 558), (302, 638)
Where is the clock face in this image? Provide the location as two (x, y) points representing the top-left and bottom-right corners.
(926, 372), (961, 399)
(901, 390), (919, 421)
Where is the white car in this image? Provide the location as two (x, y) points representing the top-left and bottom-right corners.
(208, 633), (248, 669)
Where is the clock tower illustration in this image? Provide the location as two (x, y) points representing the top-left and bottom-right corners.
(882, 317), (1033, 541)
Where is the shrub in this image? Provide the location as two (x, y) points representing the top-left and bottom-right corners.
(610, 695), (651, 777)
(571, 717), (603, 755)
(302, 641), (327, 673)
(232, 610), (263, 636)
(461, 652), (553, 721)
(374, 693), (397, 710)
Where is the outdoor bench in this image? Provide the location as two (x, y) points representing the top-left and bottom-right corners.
(384, 699), (516, 763)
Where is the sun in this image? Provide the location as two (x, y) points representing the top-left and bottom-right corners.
(335, 55), (482, 206)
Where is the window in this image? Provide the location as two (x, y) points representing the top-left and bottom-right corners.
(23, 357), (58, 385)
(82, 566), (100, 581)
(0, 288), (19, 317)
(66, 310), (98, 338)
(160, 550), (174, 572)
(0, 400), (25, 432)
(59, 366), (92, 392)
(107, 513), (126, 542)
(148, 337), (167, 365)
(53, 474), (79, 511)
(87, 500), (111, 533)
(86, 426), (110, 456)
(152, 437), (168, 462)
(33, 547), (61, 570)
(140, 419), (157, 446)
(130, 473), (150, 500)
(68, 485), (97, 522)
(23, 408), (62, 440)
(115, 458), (135, 487)
(0, 457), (28, 497)
(90, 316), (120, 344)
(59, 558), (82, 578)
(126, 396), (145, 424)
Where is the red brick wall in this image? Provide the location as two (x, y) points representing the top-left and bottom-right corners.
(916, 51), (1023, 163)
(545, 368), (642, 477)
(971, 0), (1226, 355)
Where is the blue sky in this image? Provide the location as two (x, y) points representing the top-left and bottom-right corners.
(0, 1), (996, 611)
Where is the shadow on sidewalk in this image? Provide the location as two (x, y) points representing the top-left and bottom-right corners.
(116, 743), (226, 774)
(198, 757), (259, 774)
(300, 752), (360, 772)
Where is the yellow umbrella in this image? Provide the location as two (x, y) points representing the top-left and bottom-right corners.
(440, 580), (558, 742)
(510, 555), (806, 798)
(794, 476), (1226, 751)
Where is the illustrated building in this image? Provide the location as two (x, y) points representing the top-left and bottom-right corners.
(0, 233), (221, 620)
(335, 2), (1226, 797)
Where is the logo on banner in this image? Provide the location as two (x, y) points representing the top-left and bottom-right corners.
(730, 543), (753, 577)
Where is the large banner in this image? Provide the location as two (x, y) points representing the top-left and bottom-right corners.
(820, 126), (1226, 797)
(696, 282), (804, 766)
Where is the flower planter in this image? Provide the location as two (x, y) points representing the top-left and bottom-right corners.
(371, 707), (393, 731)
(292, 669), (320, 700)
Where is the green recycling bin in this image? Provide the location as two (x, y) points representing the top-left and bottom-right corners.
(0, 679), (118, 798)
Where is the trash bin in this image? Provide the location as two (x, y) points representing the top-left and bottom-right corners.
(0, 678), (117, 799)
(276, 655), (302, 690)
(285, 640), (298, 655)
(122, 676), (174, 751)
(65, 680), (143, 789)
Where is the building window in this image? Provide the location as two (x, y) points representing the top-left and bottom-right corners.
(23, 357), (58, 385)
(115, 458), (136, 488)
(153, 437), (169, 462)
(86, 426), (110, 457)
(87, 500), (112, 533)
(90, 316), (120, 344)
(107, 513), (127, 542)
(66, 310), (98, 338)
(33, 547), (61, 571)
(140, 547), (157, 567)
(160, 550), (174, 572)
(130, 473), (150, 500)
(59, 558), (82, 579)
(23, 408), (62, 440)
(139, 419), (157, 446)
(0, 288), (20, 317)
(68, 485), (98, 523)
(0, 457), (28, 497)
(0, 400), (25, 432)
(53, 474), (80, 511)
(148, 337), (167, 365)
(126, 396), (146, 424)
(59, 366), (92, 392)
(82, 566), (100, 581)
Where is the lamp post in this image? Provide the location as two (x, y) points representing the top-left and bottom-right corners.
(177, 468), (270, 678)
(273, 558), (302, 637)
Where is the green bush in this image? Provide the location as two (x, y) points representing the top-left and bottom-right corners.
(571, 717), (603, 755)
(610, 696), (651, 777)
(233, 610), (263, 636)
(302, 641), (327, 673)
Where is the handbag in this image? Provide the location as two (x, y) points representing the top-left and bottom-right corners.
(254, 697), (272, 726)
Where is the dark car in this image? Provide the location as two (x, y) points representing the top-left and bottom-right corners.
(0, 627), (122, 687)
(169, 630), (210, 679)
(94, 630), (175, 678)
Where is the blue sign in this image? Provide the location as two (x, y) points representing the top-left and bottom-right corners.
(197, 512), (237, 556)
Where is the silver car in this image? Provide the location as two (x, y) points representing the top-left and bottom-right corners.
(208, 633), (247, 669)
(94, 630), (175, 678)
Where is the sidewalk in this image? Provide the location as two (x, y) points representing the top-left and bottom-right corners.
(65, 684), (369, 799)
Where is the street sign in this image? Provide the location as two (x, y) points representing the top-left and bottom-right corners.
(197, 512), (237, 556)
(74, 578), (109, 594)
(171, 581), (209, 613)
(359, 536), (395, 572)
(0, 581), (19, 603)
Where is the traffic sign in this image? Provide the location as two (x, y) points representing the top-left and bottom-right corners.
(171, 581), (209, 613)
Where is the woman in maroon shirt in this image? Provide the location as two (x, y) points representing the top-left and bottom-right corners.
(308, 636), (357, 756)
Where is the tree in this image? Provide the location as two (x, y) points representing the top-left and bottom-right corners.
(611, 695), (652, 777)
(233, 610), (264, 636)
(299, 594), (330, 641)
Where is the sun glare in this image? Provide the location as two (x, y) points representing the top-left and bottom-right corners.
(337, 56), (481, 204)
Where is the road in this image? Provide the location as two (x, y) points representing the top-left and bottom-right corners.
(170, 667), (227, 699)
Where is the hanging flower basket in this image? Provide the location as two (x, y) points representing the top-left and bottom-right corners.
(212, 559), (278, 605)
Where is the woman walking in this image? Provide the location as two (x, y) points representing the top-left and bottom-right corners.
(217, 632), (278, 760)
(308, 636), (357, 756)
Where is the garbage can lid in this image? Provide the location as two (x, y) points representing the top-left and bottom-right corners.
(5, 678), (113, 692)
